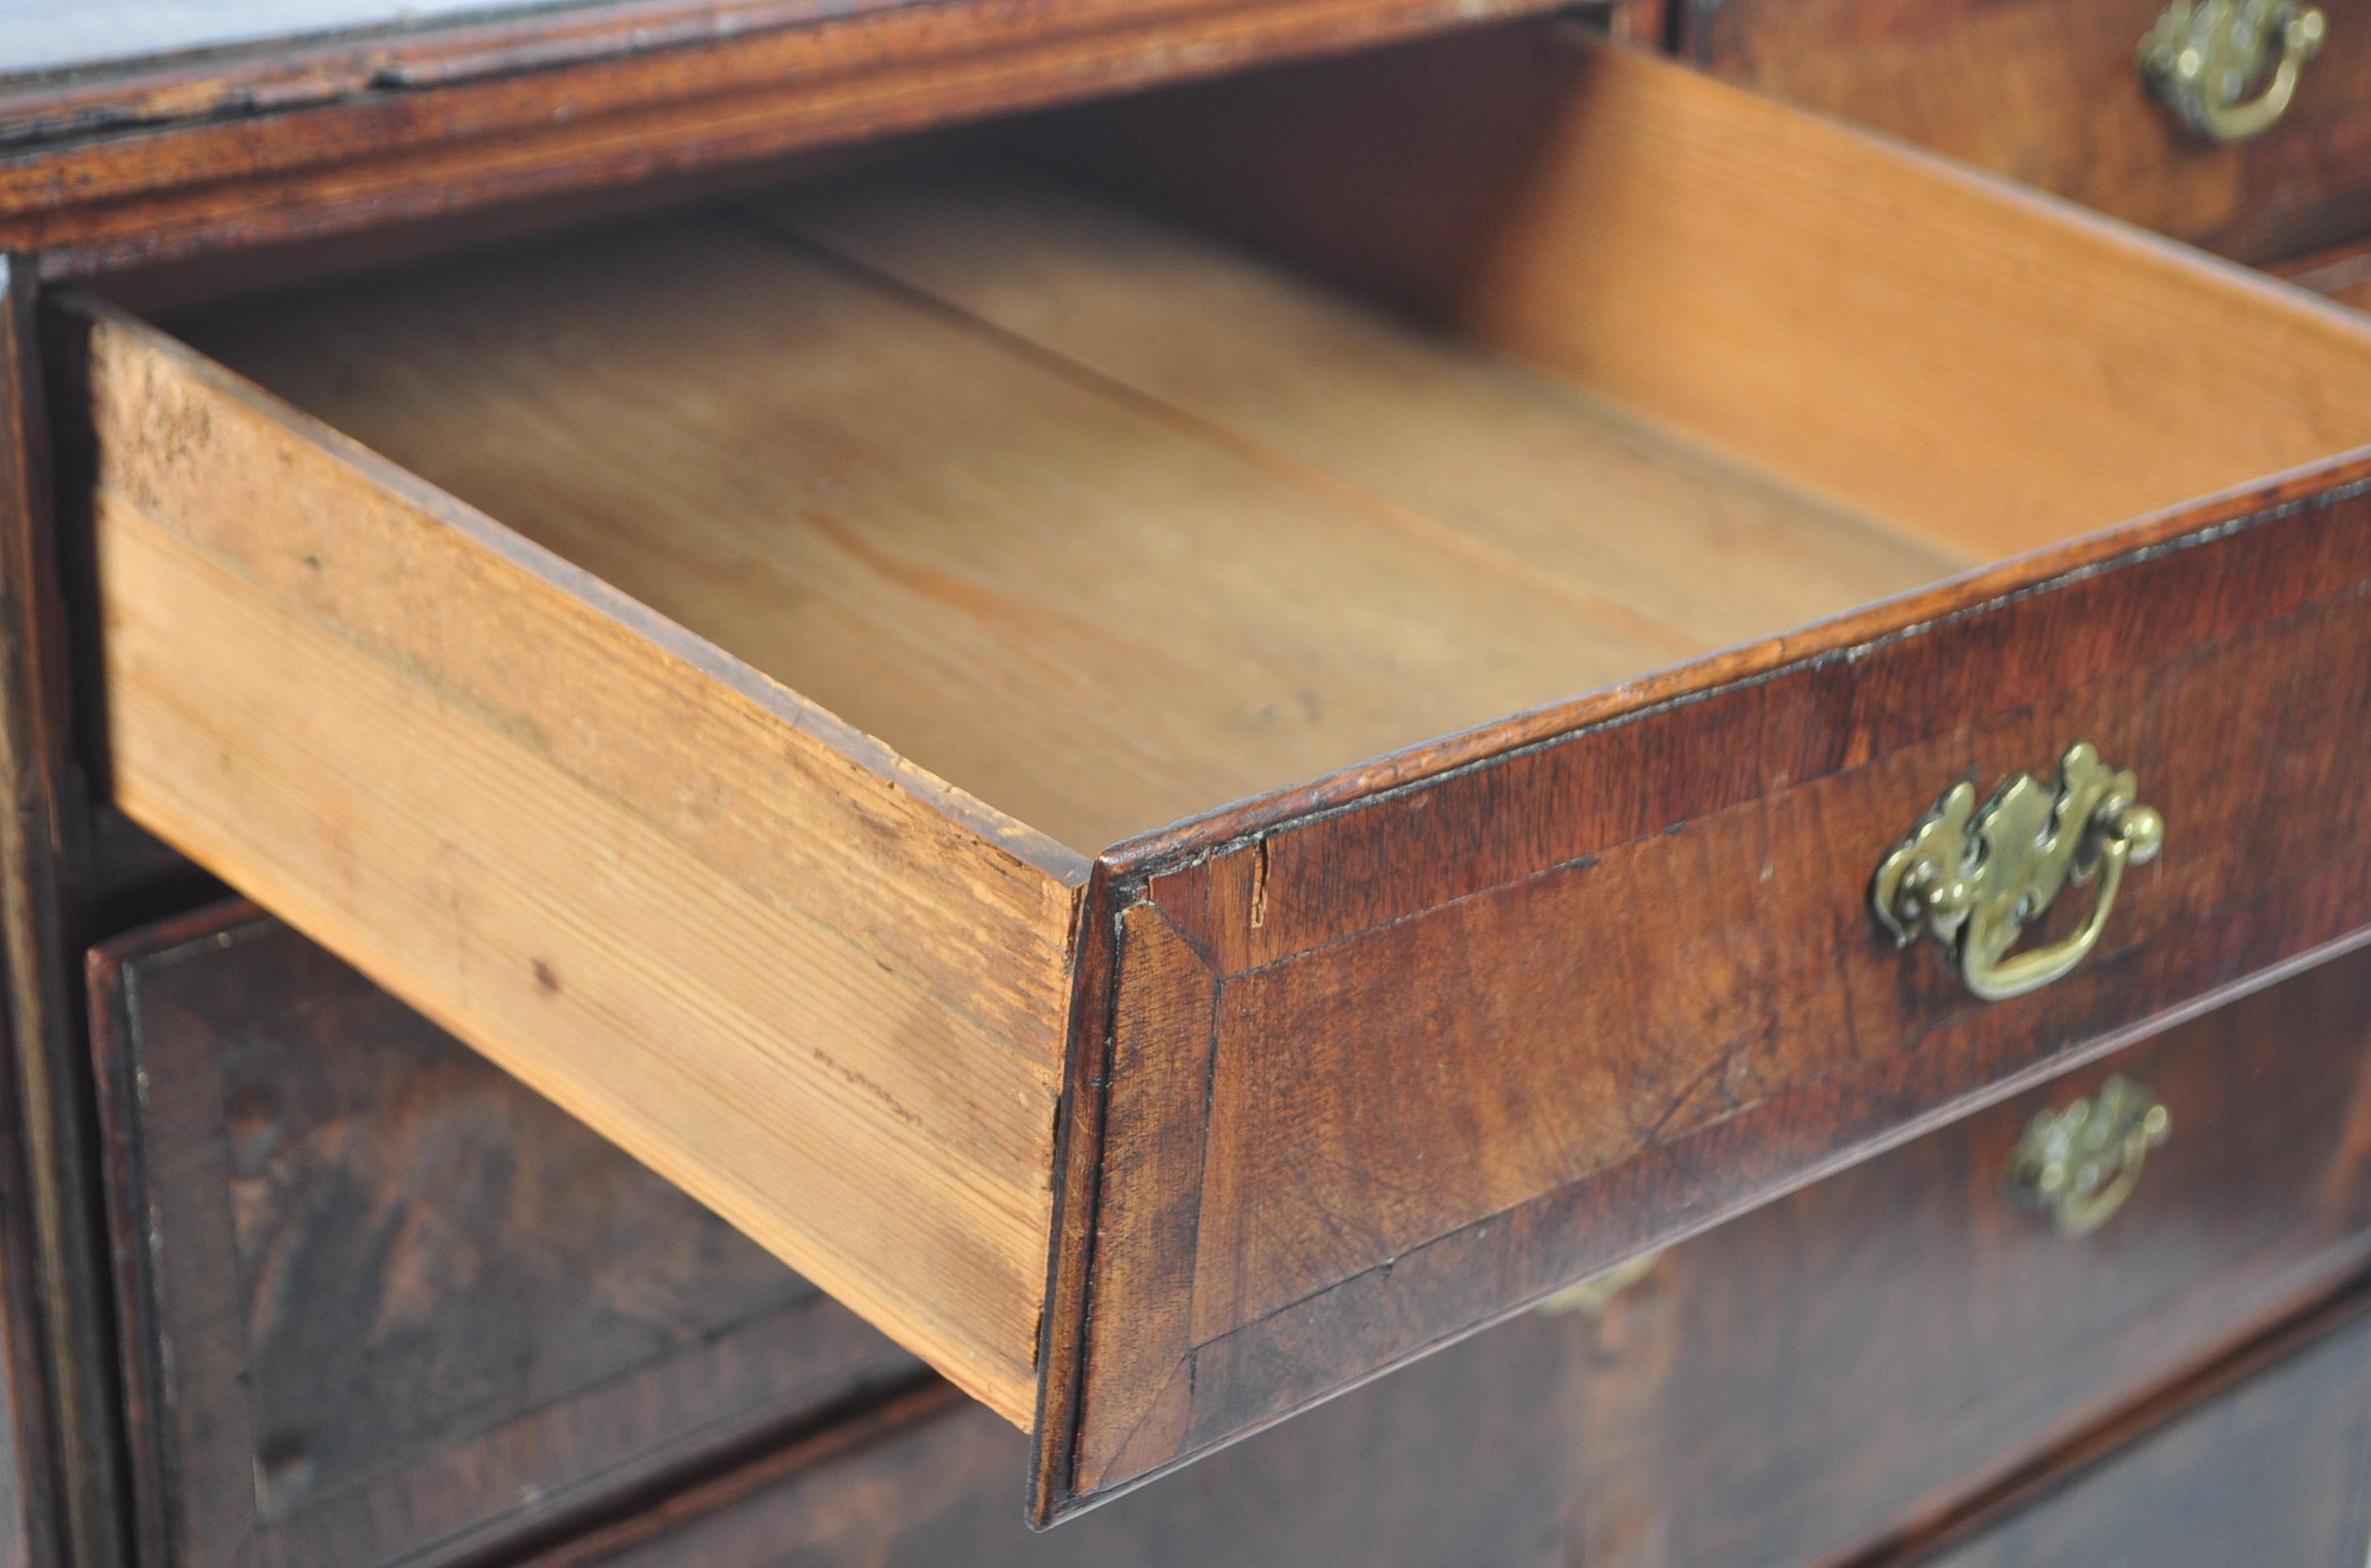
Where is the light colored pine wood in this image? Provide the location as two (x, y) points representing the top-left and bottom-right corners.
(82, 306), (1077, 1426)
(1059, 30), (2371, 563)
(1460, 39), (2371, 558)
(171, 208), (1957, 850)
(756, 171), (1975, 654)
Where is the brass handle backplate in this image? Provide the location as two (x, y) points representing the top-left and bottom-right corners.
(1871, 743), (2163, 1002)
(2004, 1075), (2171, 1237)
(2142, 0), (2327, 144)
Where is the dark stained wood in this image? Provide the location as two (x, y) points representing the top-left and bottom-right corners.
(526, 954), (2371, 1563)
(0, 254), (120, 1567)
(1038, 466), (2371, 1520)
(1898, 1292), (2371, 1567)
(1571, 947), (2371, 1568)
(2278, 234), (2371, 314)
(515, 954), (2371, 1565)
(0, 0), (1638, 144)
(0, 0), (599, 89)
(0, 1037), (55, 1568)
(0, 0), (1565, 279)
(81, 806), (217, 938)
(1680, 0), (2371, 265)
(87, 902), (923, 1568)
(0, 0), (566, 85)
(1600, 0), (1665, 45)
(529, 1301), (1593, 1567)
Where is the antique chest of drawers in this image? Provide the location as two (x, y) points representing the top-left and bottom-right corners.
(1, 2), (2369, 1565)
(80, 907), (2371, 1566)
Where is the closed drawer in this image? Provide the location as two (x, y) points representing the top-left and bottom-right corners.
(1685, 0), (2371, 264)
(85, 904), (918, 1568)
(62, 23), (2371, 1521)
(1573, 944), (2371, 1568)
(1905, 1292), (2371, 1567)
(520, 1302), (1597, 1568)
(469, 958), (2371, 1567)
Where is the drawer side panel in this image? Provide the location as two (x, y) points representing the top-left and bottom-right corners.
(77, 307), (1077, 1424)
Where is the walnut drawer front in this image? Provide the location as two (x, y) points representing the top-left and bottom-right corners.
(519, 1303), (1600, 1568)
(476, 956), (2371, 1567)
(1683, 0), (2371, 266)
(64, 22), (2371, 1522)
(85, 904), (919, 1568)
(1905, 1293), (2371, 1567)
(1572, 944), (2371, 1568)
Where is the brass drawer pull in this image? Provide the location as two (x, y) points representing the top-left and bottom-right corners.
(2004, 1075), (2171, 1237)
(1872, 743), (2163, 1002)
(2142, 0), (2327, 144)
(1535, 1250), (1664, 1318)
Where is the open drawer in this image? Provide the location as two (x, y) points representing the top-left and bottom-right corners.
(64, 22), (2371, 1524)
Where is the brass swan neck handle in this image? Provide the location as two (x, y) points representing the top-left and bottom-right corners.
(1873, 743), (2164, 1002)
(2142, 0), (2327, 145)
(2004, 1075), (2171, 1237)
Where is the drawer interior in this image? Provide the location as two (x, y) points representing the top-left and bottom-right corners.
(154, 23), (2371, 856)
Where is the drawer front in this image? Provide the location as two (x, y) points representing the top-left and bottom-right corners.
(1055, 460), (2371, 1514)
(513, 958), (2371, 1567)
(1911, 1298), (2371, 1567)
(1026, 32), (2371, 1518)
(2282, 234), (2371, 312)
(88, 905), (919, 1568)
(523, 1306), (1596, 1568)
(1686, 0), (2371, 264)
(1574, 946), (2371, 1568)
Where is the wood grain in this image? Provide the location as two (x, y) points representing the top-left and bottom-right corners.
(0, 254), (120, 1568)
(1572, 947), (2371, 1568)
(533, 948), (2371, 1556)
(0, 1), (906, 141)
(1043, 30), (2371, 562)
(74, 302), (1078, 1425)
(1907, 1301), (2371, 1567)
(0, 0), (556, 81)
(758, 171), (1969, 655)
(527, 1303), (1596, 1568)
(1040, 469), (2371, 1518)
(1683, 0), (2371, 266)
(70, 31), (2371, 1517)
(2277, 235), (2371, 315)
(1003, 38), (2371, 1515)
(88, 902), (921, 1568)
(525, 957), (2371, 1564)
(1, 0), (1568, 277)
(171, 200), (1952, 850)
